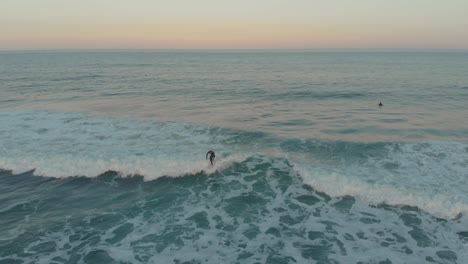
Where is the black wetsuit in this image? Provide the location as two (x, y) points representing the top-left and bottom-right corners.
(206, 150), (215, 165)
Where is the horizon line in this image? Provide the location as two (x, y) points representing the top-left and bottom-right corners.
(2, 48), (468, 54)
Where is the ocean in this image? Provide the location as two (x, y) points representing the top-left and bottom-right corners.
(0, 51), (467, 263)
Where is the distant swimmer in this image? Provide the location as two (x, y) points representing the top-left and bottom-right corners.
(206, 150), (215, 165)
(379, 102), (383, 107)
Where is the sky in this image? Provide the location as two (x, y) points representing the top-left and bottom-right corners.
(1, 0), (468, 51)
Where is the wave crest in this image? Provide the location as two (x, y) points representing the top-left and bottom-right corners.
(0, 154), (249, 180)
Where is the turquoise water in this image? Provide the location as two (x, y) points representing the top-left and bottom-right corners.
(0, 51), (467, 263)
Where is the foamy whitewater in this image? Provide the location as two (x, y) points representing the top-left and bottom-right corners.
(0, 51), (467, 263)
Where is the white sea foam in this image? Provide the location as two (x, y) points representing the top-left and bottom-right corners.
(0, 153), (249, 180)
(0, 111), (251, 179)
(1, 111), (467, 219)
(299, 167), (468, 219)
(2, 154), (467, 264)
(294, 141), (468, 219)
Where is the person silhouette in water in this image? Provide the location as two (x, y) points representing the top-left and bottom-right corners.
(206, 150), (215, 165)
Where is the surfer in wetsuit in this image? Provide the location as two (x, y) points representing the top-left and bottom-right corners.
(206, 150), (215, 165)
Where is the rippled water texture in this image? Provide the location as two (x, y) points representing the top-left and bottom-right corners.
(1, 51), (468, 142)
(0, 51), (467, 263)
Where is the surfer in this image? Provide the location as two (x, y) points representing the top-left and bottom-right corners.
(379, 101), (383, 107)
(206, 150), (215, 165)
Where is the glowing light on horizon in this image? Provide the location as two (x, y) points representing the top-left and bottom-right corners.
(1, 0), (468, 50)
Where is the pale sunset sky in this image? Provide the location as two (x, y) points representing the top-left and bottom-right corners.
(1, 0), (468, 51)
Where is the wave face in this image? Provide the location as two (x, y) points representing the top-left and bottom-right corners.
(0, 111), (467, 263)
(0, 111), (245, 179)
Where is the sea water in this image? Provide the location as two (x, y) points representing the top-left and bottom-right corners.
(0, 51), (467, 263)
